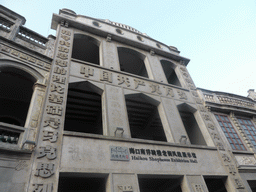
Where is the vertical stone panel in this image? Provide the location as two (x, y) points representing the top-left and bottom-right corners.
(26, 23), (74, 192)
(105, 85), (130, 138)
(161, 97), (190, 144)
(102, 40), (120, 70)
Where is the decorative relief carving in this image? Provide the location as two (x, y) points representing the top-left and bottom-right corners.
(179, 135), (187, 144)
(46, 105), (62, 116)
(54, 66), (67, 75)
(195, 98), (203, 104)
(165, 87), (174, 97)
(150, 49), (155, 56)
(0, 44), (51, 71)
(198, 105), (207, 112)
(134, 79), (145, 89)
(236, 156), (256, 166)
(80, 65), (94, 77)
(207, 123), (215, 130)
(38, 146), (57, 160)
(100, 71), (112, 83)
(234, 178), (245, 189)
(118, 185), (133, 192)
(226, 164), (237, 175)
(192, 184), (205, 192)
(216, 142), (225, 150)
(204, 94), (215, 102)
(15, 160), (28, 171)
(217, 96), (254, 108)
(42, 131), (58, 143)
(177, 90), (187, 100)
(202, 114), (211, 121)
(149, 83), (162, 95)
(191, 91), (199, 97)
(35, 162), (55, 178)
(32, 183), (53, 192)
(50, 83), (64, 94)
(68, 145), (80, 161)
(221, 153), (231, 164)
(49, 94), (63, 104)
(117, 74), (130, 87)
(43, 117), (60, 129)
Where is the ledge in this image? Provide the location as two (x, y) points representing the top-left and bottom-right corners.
(63, 131), (217, 151)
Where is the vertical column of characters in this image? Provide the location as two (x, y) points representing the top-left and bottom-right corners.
(29, 26), (73, 192)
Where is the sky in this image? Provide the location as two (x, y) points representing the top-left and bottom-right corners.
(2, 0), (256, 97)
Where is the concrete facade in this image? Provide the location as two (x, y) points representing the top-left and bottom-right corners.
(0, 5), (255, 192)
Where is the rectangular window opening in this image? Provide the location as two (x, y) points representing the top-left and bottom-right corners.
(138, 175), (183, 192)
(204, 176), (227, 192)
(58, 173), (107, 192)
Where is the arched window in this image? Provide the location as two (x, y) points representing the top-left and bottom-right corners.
(72, 34), (100, 65)
(118, 47), (148, 78)
(177, 103), (206, 145)
(0, 67), (35, 126)
(64, 81), (103, 134)
(160, 60), (181, 86)
(125, 93), (166, 141)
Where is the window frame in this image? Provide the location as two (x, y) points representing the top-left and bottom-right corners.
(214, 113), (246, 151)
(237, 117), (256, 149)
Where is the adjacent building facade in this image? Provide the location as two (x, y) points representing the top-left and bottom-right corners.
(0, 5), (256, 192)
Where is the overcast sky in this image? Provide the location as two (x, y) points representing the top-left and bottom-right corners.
(2, 0), (256, 97)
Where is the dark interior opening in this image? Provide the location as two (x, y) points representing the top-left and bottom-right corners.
(177, 103), (206, 146)
(72, 34), (100, 65)
(138, 175), (182, 192)
(125, 94), (166, 142)
(204, 177), (227, 192)
(64, 82), (102, 134)
(160, 60), (181, 86)
(58, 173), (106, 192)
(0, 68), (34, 126)
(118, 47), (148, 78)
(248, 180), (256, 192)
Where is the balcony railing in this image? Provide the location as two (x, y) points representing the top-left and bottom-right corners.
(0, 16), (13, 33)
(17, 26), (48, 48)
(0, 122), (25, 147)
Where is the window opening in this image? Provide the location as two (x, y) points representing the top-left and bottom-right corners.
(177, 104), (206, 145)
(72, 34), (100, 65)
(204, 177), (227, 192)
(0, 68), (34, 126)
(118, 47), (148, 78)
(215, 114), (246, 151)
(58, 173), (107, 192)
(247, 180), (256, 191)
(138, 175), (182, 192)
(160, 60), (181, 86)
(125, 94), (166, 142)
(64, 82), (103, 134)
(237, 118), (256, 149)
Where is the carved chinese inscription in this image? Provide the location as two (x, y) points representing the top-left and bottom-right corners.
(43, 117), (60, 129)
(29, 27), (73, 192)
(149, 83), (162, 95)
(38, 146), (57, 160)
(118, 185), (133, 192)
(165, 87), (174, 97)
(32, 183), (53, 192)
(134, 78), (145, 89)
(80, 65), (94, 77)
(177, 90), (187, 100)
(192, 184), (205, 192)
(117, 74), (131, 87)
(100, 71), (112, 83)
(35, 163), (55, 178)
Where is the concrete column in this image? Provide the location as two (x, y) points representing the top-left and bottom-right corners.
(112, 173), (140, 192)
(145, 53), (167, 83)
(101, 39), (120, 70)
(161, 97), (190, 144)
(181, 175), (209, 192)
(104, 84), (131, 138)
